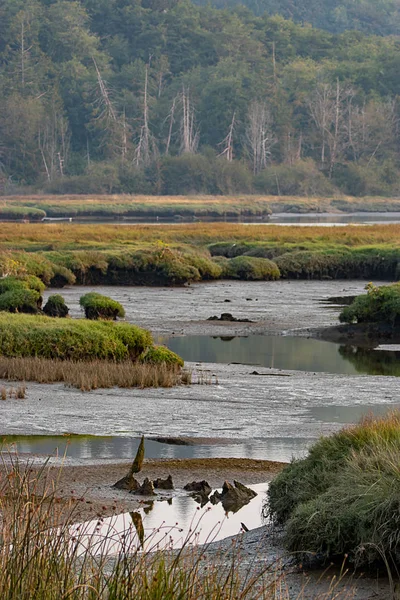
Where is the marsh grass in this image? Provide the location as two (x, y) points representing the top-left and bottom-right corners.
(2, 222), (400, 284)
(0, 385), (26, 400)
(268, 412), (400, 570)
(4, 194), (400, 221)
(0, 357), (189, 391)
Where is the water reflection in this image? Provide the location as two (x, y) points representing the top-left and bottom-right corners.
(339, 346), (400, 376)
(72, 483), (268, 555)
(1, 435), (312, 463)
(166, 335), (400, 376)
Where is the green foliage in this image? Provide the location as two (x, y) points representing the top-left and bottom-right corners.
(220, 256), (280, 280)
(340, 282), (400, 327)
(0, 314), (152, 361)
(269, 413), (400, 566)
(275, 248), (400, 280)
(79, 293), (125, 320)
(0, 289), (42, 314)
(268, 412), (400, 524)
(43, 294), (69, 318)
(254, 160), (337, 197)
(284, 446), (400, 565)
(1, 0), (400, 195)
(0, 276), (44, 313)
(141, 345), (184, 367)
(0, 206), (46, 221)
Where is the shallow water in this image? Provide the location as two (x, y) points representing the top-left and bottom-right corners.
(1, 434), (312, 463)
(165, 335), (400, 377)
(29, 211), (400, 226)
(3, 280), (398, 463)
(72, 482), (268, 555)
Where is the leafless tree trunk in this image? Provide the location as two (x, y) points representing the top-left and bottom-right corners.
(245, 101), (275, 174)
(218, 112), (236, 161)
(134, 64), (156, 167)
(165, 95), (178, 156)
(180, 86), (199, 154)
(309, 80), (353, 176)
(38, 106), (70, 181)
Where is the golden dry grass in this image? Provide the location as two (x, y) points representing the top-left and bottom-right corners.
(2, 222), (400, 251)
(0, 356), (189, 391)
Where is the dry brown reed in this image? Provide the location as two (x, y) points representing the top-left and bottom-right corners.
(0, 357), (190, 391)
(2, 221), (400, 250)
(0, 385), (26, 400)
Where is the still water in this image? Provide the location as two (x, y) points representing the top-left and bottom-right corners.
(165, 335), (400, 377)
(72, 482), (268, 555)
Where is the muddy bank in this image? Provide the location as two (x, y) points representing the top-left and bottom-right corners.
(1, 362), (400, 463)
(3, 457), (282, 523)
(313, 322), (400, 346)
(45, 279), (377, 337)
(193, 525), (392, 600)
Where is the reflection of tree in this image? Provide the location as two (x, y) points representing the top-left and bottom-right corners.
(339, 346), (400, 376)
(130, 512), (145, 548)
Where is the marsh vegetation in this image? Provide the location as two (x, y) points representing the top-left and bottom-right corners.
(1, 222), (400, 286)
(268, 412), (400, 571)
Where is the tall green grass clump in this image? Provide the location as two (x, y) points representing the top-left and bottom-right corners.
(43, 294), (69, 318)
(79, 292), (125, 320)
(0, 276), (45, 313)
(141, 345), (184, 368)
(217, 256), (280, 280)
(267, 412), (400, 567)
(340, 282), (400, 327)
(0, 313), (152, 361)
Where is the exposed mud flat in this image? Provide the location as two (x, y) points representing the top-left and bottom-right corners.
(1, 362), (399, 462)
(45, 279), (379, 337)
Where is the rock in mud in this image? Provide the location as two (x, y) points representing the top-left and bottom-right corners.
(207, 313), (254, 323)
(131, 477), (156, 496)
(192, 492), (210, 507)
(211, 481), (257, 513)
(113, 475), (140, 492)
(153, 475), (174, 490)
(184, 480), (212, 496)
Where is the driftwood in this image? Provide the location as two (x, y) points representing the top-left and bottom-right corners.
(113, 436), (145, 490)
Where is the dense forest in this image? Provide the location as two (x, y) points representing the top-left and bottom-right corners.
(197, 0), (400, 36)
(1, 0), (400, 197)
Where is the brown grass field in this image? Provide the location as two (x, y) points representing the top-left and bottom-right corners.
(1, 222), (400, 251)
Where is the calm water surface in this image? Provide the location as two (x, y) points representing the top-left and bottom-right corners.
(165, 335), (400, 377)
(72, 482), (268, 555)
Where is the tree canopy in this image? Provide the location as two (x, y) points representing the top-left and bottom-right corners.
(1, 0), (400, 196)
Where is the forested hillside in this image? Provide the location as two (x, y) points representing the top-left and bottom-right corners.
(197, 0), (400, 36)
(1, 0), (400, 197)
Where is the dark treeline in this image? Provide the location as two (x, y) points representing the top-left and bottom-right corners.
(2, 0), (400, 197)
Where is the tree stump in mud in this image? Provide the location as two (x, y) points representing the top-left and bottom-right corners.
(113, 435), (145, 490)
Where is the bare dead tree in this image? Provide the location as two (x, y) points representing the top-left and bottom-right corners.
(245, 101), (275, 174)
(93, 57), (117, 124)
(38, 105), (71, 181)
(164, 94), (178, 155)
(346, 98), (398, 164)
(218, 112), (236, 161)
(180, 86), (199, 154)
(309, 80), (353, 177)
(134, 64), (157, 167)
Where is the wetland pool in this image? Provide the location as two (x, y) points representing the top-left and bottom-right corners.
(72, 482), (268, 555)
(165, 335), (400, 377)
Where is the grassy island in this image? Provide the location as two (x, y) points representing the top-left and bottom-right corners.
(0, 222), (400, 286)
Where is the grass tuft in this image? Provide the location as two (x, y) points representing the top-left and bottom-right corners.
(267, 411), (400, 568)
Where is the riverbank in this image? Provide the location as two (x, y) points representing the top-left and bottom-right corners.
(3, 194), (400, 221)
